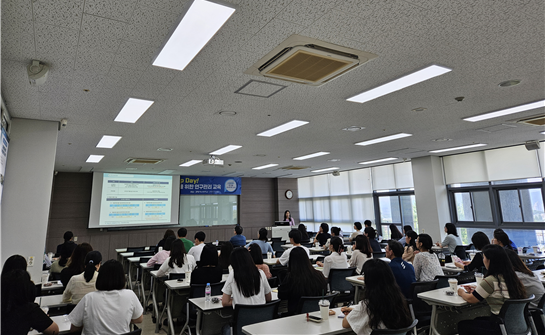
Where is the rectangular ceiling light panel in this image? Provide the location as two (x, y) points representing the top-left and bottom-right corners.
(96, 135), (122, 148)
(152, 0), (236, 71)
(429, 143), (487, 153)
(86, 155), (104, 163)
(252, 164), (278, 170)
(463, 100), (545, 122)
(293, 152), (330, 160)
(311, 167), (339, 173)
(209, 145), (242, 155)
(347, 65), (452, 104)
(114, 98), (154, 123)
(257, 120), (309, 137)
(180, 160), (202, 167)
(355, 133), (412, 146)
(359, 157), (398, 165)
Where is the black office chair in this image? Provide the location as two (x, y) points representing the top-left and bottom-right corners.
(121, 325), (142, 335)
(328, 267), (357, 304)
(169, 273), (185, 280)
(497, 295), (536, 335)
(433, 274), (459, 289)
(275, 250), (284, 258)
(48, 303), (77, 317)
(295, 292), (339, 314)
(373, 251), (386, 259)
(453, 246), (468, 260)
(270, 266), (288, 284)
(370, 319), (418, 335)
(271, 237), (282, 242)
(184, 281), (226, 333)
(134, 251), (154, 257)
(267, 276), (278, 288)
(302, 243), (313, 248)
(231, 300), (281, 335)
(529, 294), (545, 334)
(127, 247), (145, 252)
(407, 280), (438, 335)
(272, 240), (285, 252)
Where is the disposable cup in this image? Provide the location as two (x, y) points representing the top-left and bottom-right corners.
(533, 246), (539, 254)
(448, 278), (458, 295)
(41, 273), (49, 284)
(267, 252), (272, 260)
(319, 300), (330, 320)
(475, 273), (484, 286)
(185, 271), (191, 283)
(517, 247), (523, 255)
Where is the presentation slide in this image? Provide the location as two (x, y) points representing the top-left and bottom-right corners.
(89, 173), (180, 229)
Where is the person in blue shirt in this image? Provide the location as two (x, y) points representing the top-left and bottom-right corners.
(386, 240), (416, 298)
(245, 228), (274, 256)
(230, 225), (246, 247)
(364, 227), (381, 252)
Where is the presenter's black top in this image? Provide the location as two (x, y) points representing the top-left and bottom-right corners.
(315, 233), (331, 246)
(55, 240), (76, 258)
(1, 302), (53, 335)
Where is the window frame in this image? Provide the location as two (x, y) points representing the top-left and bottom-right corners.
(373, 189), (417, 237)
(447, 180), (545, 230)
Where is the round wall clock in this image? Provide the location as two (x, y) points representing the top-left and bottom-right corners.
(285, 189), (293, 200)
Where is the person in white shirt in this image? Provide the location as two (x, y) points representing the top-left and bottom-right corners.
(324, 227), (341, 249)
(349, 235), (373, 274)
(157, 239), (197, 277)
(187, 231), (206, 262)
(349, 221), (364, 242)
(68, 260), (143, 334)
(277, 230), (309, 266)
(147, 236), (175, 267)
(414, 234), (443, 282)
(316, 237), (349, 278)
(62, 251), (101, 304)
(342, 259), (413, 335)
(222, 247), (272, 307)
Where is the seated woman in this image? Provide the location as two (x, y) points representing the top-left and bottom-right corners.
(457, 245), (526, 335)
(435, 223), (462, 253)
(68, 260), (143, 334)
(155, 229), (175, 254)
(63, 251), (102, 304)
(389, 224), (403, 241)
(316, 237), (349, 279)
(491, 229), (514, 251)
(218, 242), (234, 273)
(1, 269), (60, 335)
(61, 243), (93, 287)
(222, 247), (272, 307)
(248, 243), (272, 278)
(505, 249), (544, 308)
(413, 234), (443, 282)
(147, 236), (175, 267)
(278, 247), (327, 315)
(1, 254), (28, 276)
(342, 259), (413, 334)
(245, 228), (274, 256)
(402, 230), (418, 263)
(157, 239), (196, 277)
(298, 224), (310, 244)
(314, 223), (331, 247)
(349, 222), (363, 242)
(454, 231), (489, 272)
(50, 244), (72, 274)
(191, 244), (223, 285)
(349, 235), (373, 274)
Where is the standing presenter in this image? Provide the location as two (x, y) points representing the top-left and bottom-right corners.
(284, 210), (295, 227)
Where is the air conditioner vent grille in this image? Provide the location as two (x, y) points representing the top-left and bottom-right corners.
(517, 114), (545, 126)
(125, 158), (164, 164)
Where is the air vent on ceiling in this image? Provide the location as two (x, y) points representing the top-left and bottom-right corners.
(280, 165), (310, 170)
(245, 35), (377, 86)
(517, 114), (545, 126)
(125, 158), (164, 164)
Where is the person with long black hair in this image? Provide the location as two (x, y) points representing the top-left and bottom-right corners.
(316, 236), (348, 279)
(245, 228), (274, 255)
(62, 251), (102, 304)
(1, 254), (27, 276)
(389, 224), (403, 240)
(454, 231), (490, 272)
(284, 209), (295, 226)
(1, 269), (59, 335)
(155, 229), (176, 254)
(68, 260), (143, 334)
(278, 247), (327, 315)
(191, 244), (223, 285)
(402, 230), (419, 262)
(435, 223), (462, 253)
(492, 229), (514, 250)
(349, 235), (373, 274)
(157, 239), (196, 277)
(248, 244), (272, 278)
(61, 242), (93, 287)
(221, 248), (272, 307)
(505, 249), (544, 308)
(342, 259), (413, 334)
(298, 224), (310, 244)
(413, 234), (443, 282)
(218, 241), (234, 272)
(457, 244), (526, 334)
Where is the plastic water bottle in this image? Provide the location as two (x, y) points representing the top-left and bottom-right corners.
(205, 283), (211, 302)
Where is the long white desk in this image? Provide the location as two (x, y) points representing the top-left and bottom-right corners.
(345, 275), (364, 303)
(242, 307), (348, 335)
(127, 255), (152, 291)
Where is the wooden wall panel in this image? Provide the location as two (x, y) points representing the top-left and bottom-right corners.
(276, 178), (300, 223)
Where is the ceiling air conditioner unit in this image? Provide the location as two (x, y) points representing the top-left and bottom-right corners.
(245, 35), (377, 86)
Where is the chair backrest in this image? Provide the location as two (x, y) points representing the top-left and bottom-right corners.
(169, 273), (185, 280)
(465, 244), (474, 250)
(127, 247), (145, 252)
(134, 251), (154, 257)
(153, 263), (161, 270)
(267, 276), (278, 289)
(373, 251), (386, 258)
(272, 241), (285, 252)
(271, 237), (282, 242)
(189, 281), (225, 298)
(537, 293), (545, 311)
(270, 266), (288, 285)
(433, 274), (459, 289)
(296, 292), (339, 314)
(302, 243), (313, 248)
(370, 319), (419, 335)
(409, 280), (438, 317)
(275, 250), (284, 258)
(329, 268), (357, 293)
(139, 257), (150, 264)
(232, 300), (281, 335)
(453, 246), (468, 260)
(498, 295), (534, 335)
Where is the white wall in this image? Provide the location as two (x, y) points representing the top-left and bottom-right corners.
(411, 156), (450, 242)
(1, 119), (58, 282)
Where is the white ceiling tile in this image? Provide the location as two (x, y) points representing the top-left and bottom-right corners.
(74, 49), (115, 75)
(112, 40), (157, 70)
(277, 0), (338, 26)
(103, 66), (142, 89)
(131, 81), (167, 100)
(138, 0), (189, 15)
(84, 0), (138, 22)
(122, 5), (181, 48)
(242, 19), (306, 54)
(139, 65), (177, 86)
(32, 0), (85, 30)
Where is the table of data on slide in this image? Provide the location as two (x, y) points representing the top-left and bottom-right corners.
(100, 174), (173, 226)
